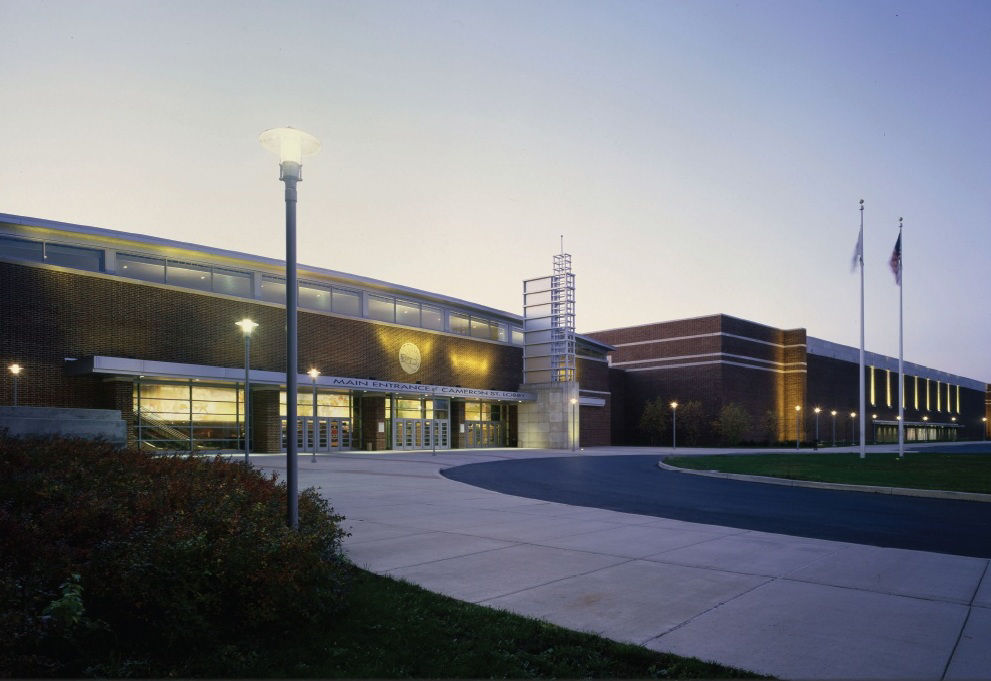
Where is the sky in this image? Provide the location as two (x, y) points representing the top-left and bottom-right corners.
(1, 0), (989, 382)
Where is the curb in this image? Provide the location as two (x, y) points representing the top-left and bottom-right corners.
(657, 459), (991, 503)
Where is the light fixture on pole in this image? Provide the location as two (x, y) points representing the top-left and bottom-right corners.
(235, 319), (258, 464)
(308, 369), (320, 462)
(259, 126), (321, 530)
(982, 417), (987, 441)
(9, 363), (22, 406)
(850, 412), (857, 445)
(670, 401), (678, 451)
(795, 405), (802, 450)
(831, 410), (837, 447)
(570, 397), (577, 452)
(813, 407), (821, 448)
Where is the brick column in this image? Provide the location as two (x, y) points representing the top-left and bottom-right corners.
(106, 380), (136, 448)
(252, 387), (282, 453)
(361, 395), (386, 451)
(450, 400), (465, 449)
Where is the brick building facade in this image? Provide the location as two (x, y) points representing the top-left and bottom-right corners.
(589, 314), (989, 445)
(2, 213), (987, 451)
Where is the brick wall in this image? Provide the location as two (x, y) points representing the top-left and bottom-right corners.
(1, 261), (523, 407)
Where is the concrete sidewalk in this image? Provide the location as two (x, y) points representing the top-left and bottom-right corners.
(254, 448), (990, 680)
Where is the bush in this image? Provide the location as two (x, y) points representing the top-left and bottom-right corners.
(712, 403), (751, 446)
(0, 437), (348, 677)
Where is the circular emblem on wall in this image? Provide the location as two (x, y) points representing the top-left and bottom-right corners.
(399, 342), (421, 375)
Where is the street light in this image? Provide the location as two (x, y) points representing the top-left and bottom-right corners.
(813, 407), (821, 448)
(570, 397), (577, 452)
(983, 417), (987, 441)
(850, 412), (857, 445)
(235, 319), (258, 464)
(308, 369), (320, 462)
(9, 363), (22, 406)
(831, 410), (837, 447)
(260, 126), (321, 530)
(795, 405), (802, 450)
(670, 401), (678, 450)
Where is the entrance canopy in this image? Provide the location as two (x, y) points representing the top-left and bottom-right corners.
(68, 356), (535, 402)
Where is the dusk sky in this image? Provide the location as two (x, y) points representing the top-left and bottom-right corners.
(2, 1), (989, 382)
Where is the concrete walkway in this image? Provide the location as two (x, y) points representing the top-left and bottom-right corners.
(254, 448), (990, 680)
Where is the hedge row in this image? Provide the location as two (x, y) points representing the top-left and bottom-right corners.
(0, 437), (349, 677)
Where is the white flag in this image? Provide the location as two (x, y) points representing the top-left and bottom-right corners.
(851, 226), (863, 272)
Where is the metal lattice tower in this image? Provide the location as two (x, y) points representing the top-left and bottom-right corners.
(523, 251), (576, 384)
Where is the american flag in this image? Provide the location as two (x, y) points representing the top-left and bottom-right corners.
(889, 233), (902, 285)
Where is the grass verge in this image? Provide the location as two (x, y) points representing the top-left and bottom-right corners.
(665, 452), (991, 494)
(265, 564), (767, 679)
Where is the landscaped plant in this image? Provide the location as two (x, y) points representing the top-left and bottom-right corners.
(712, 402), (751, 445)
(0, 437), (348, 677)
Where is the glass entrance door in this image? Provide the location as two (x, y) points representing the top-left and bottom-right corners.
(394, 418), (449, 450)
(282, 417), (352, 452)
(466, 422), (504, 448)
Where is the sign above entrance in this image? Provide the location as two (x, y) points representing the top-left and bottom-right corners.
(399, 342), (421, 374)
(323, 375), (534, 402)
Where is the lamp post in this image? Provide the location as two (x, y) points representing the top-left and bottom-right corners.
(795, 405), (802, 450)
(9, 364), (22, 406)
(235, 319), (258, 463)
(570, 397), (577, 452)
(850, 412), (856, 446)
(831, 410), (837, 447)
(670, 401), (678, 450)
(260, 126), (321, 529)
(872, 414), (877, 444)
(983, 417), (987, 441)
(813, 407), (821, 448)
(308, 369), (320, 462)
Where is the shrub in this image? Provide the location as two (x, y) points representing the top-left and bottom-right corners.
(0, 437), (348, 677)
(712, 403), (751, 446)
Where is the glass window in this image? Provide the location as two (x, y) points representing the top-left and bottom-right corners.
(433, 398), (449, 420)
(511, 328), (525, 345)
(470, 318), (502, 341)
(0, 235), (43, 262)
(118, 253), (165, 283)
(279, 391), (351, 417)
(167, 261), (212, 291)
(332, 288), (360, 316)
(396, 399), (422, 418)
(299, 282), (331, 311)
(260, 276), (286, 303)
(464, 402), (482, 421)
(422, 306), (443, 331)
(368, 295), (395, 323)
(396, 300), (420, 327)
(450, 313), (469, 335)
(213, 268), (252, 297)
(44, 243), (104, 271)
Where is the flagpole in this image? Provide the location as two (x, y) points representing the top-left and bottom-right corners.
(859, 200), (866, 460)
(897, 218), (904, 458)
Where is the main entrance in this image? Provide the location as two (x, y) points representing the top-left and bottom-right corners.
(282, 417), (352, 452)
(395, 418), (449, 450)
(392, 396), (451, 450)
(466, 421), (503, 448)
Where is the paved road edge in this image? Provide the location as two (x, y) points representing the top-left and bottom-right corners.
(656, 459), (991, 503)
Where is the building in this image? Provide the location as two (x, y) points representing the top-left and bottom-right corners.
(2, 213), (988, 451)
(589, 314), (990, 445)
(0, 213), (611, 452)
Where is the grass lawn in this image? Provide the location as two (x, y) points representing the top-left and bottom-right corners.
(665, 452), (991, 494)
(264, 565), (766, 679)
